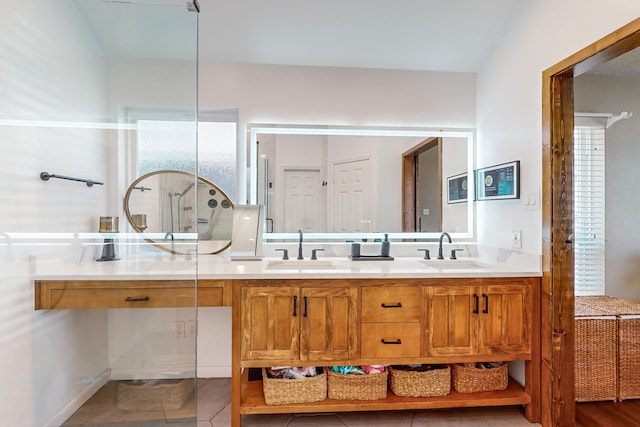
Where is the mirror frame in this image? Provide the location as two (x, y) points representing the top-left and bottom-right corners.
(247, 124), (475, 241)
(124, 170), (235, 254)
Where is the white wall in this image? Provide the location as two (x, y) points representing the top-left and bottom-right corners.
(0, 1), (110, 426)
(574, 74), (640, 301)
(198, 62), (476, 203)
(476, 1), (640, 255)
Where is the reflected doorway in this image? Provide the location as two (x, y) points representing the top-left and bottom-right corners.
(282, 168), (324, 232)
(402, 137), (442, 232)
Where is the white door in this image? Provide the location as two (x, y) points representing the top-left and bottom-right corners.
(332, 158), (372, 232)
(282, 169), (324, 232)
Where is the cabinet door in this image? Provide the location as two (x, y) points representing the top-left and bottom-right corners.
(241, 287), (299, 361)
(425, 286), (477, 356)
(299, 287), (359, 362)
(479, 284), (531, 356)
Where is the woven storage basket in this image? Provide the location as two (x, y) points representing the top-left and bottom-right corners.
(327, 369), (388, 400)
(451, 364), (508, 393)
(116, 378), (194, 411)
(389, 365), (450, 397)
(574, 297), (617, 402)
(262, 368), (327, 405)
(577, 296), (640, 400)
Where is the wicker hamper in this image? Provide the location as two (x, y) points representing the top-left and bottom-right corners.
(327, 369), (388, 400)
(451, 363), (508, 394)
(389, 365), (450, 397)
(117, 378), (194, 411)
(261, 368), (327, 405)
(577, 296), (640, 400)
(574, 297), (618, 402)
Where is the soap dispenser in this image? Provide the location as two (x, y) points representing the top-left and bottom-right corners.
(381, 233), (390, 258)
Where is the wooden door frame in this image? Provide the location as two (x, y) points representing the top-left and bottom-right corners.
(401, 137), (441, 231)
(542, 18), (640, 427)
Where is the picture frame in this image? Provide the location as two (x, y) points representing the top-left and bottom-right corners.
(476, 160), (520, 201)
(447, 172), (469, 204)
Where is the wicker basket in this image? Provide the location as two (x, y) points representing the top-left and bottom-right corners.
(574, 298), (618, 402)
(451, 363), (508, 393)
(618, 315), (640, 400)
(262, 368), (327, 405)
(576, 296), (640, 401)
(116, 378), (194, 411)
(327, 369), (388, 400)
(389, 365), (450, 397)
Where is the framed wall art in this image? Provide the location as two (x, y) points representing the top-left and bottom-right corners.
(447, 172), (469, 203)
(476, 160), (520, 201)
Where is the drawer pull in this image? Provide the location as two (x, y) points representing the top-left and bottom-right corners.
(293, 296), (297, 317)
(125, 296), (150, 302)
(482, 293), (489, 314)
(381, 302), (402, 308)
(303, 296), (308, 318)
(381, 338), (402, 345)
(472, 294), (479, 314)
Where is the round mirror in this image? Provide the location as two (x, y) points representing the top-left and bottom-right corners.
(124, 170), (234, 255)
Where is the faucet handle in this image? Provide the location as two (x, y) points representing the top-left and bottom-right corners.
(311, 248), (324, 260)
(450, 249), (464, 260)
(275, 248), (289, 260)
(418, 249), (431, 260)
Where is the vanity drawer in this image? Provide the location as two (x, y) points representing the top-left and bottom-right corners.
(49, 287), (197, 308)
(35, 280), (227, 309)
(361, 322), (421, 359)
(361, 287), (421, 322)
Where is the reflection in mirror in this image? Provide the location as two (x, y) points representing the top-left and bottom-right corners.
(249, 125), (474, 241)
(124, 170), (234, 254)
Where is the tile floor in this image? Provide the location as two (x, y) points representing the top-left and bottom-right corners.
(63, 378), (540, 427)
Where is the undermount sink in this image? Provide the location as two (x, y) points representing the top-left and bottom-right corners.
(420, 260), (489, 270)
(266, 260), (338, 271)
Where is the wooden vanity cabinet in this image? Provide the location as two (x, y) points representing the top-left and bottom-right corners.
(425, 281), (531, 358)
(240, 282), (358, 364)
(232, 277), (540, 427)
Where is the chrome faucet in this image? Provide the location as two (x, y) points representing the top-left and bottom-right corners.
(297, 229), (304, 260)
(438, 232), (452, 260)
(164, 232), (176, 258)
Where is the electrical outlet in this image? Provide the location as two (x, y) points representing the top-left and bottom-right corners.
(511, 230), (522, 249)
(187, 320), (196, 338)
(175, 321), (186, 339)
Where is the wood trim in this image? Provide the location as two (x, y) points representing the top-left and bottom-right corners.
(545, 18), (640, 77)
(542, 16), (640, 427)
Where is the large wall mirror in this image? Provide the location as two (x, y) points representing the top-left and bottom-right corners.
(124, 170), (234, 254)
(248, 125), (475, 241)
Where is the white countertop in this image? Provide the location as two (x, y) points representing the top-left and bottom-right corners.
(33, 255), (541, 281)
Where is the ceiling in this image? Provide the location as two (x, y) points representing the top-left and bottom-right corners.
(75, 0), (639, 75)
(76, 0), (528, 72)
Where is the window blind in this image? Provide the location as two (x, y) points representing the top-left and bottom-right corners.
(573, 126), (605, 296)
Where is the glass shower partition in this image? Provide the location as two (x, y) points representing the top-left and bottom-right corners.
(0, 1), (200, 425)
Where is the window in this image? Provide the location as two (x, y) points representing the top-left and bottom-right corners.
(573, 125), (605, 296)
(137, 119), (237, 202)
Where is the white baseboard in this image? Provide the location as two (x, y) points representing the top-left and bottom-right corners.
(43, 369), (110, 427)
(110, 366), (231, 380)
(109, 367), (196, 380)
(197, 366), (231, 378)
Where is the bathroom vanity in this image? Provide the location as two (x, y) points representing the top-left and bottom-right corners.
(33, 256), (541, 426)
